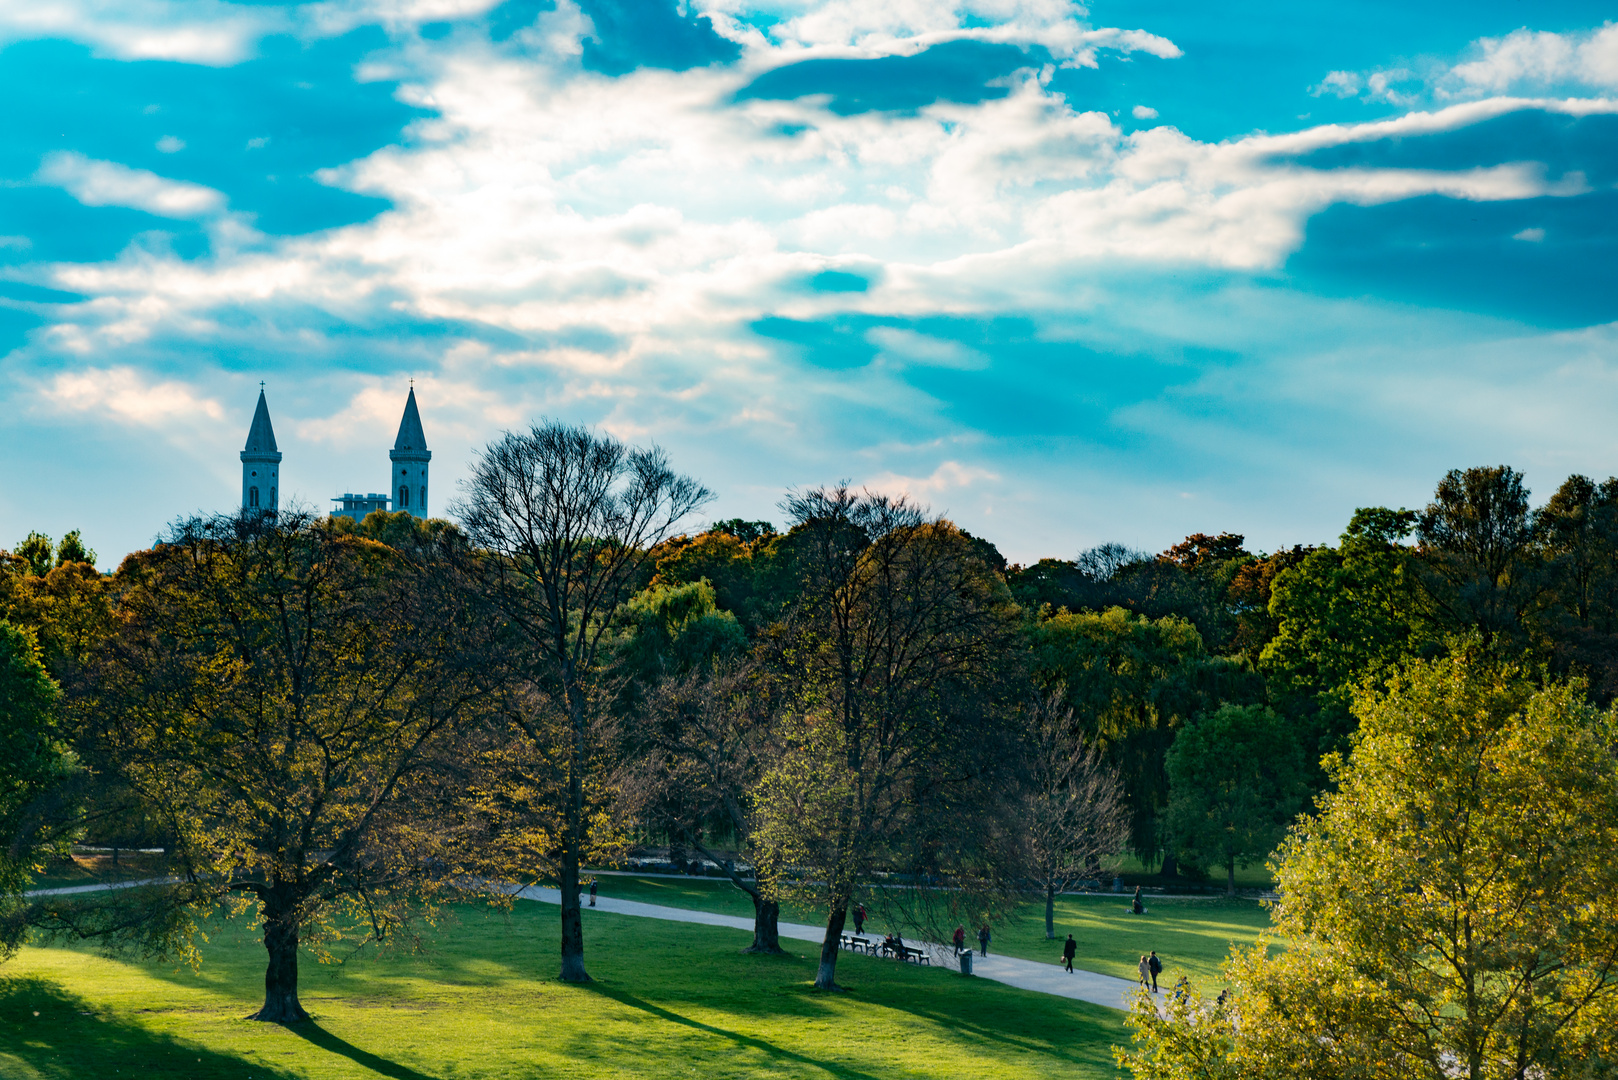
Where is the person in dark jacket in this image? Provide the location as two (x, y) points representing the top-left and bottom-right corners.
(589, 880), (598, 907)
(1148, 950), (1162, 992)
(953, 925), (966, 952)
(977, 924), (991, 957)
(853, 904), (866, 934)
(1062, 934), (1077, 973)
(1131, 886), (1144, 915)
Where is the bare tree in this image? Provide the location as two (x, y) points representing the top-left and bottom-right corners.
(630, 661), (788, 953)
(753, 486), (1024, 990)
(456, 421), (709, 982)
(1023, 692), (1130, 938)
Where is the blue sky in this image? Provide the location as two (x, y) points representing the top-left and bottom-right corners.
(3, 0), (1617, 566)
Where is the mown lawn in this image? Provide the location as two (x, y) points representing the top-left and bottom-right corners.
(590, 875), (1276, 987)
(0, 896), (1127, 1080)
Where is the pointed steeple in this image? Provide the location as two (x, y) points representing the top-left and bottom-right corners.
(389, 386), (431, 518)
(244, 390), (280, 454)
(240, 387), (283, 514)
(392, 386), (428, 452)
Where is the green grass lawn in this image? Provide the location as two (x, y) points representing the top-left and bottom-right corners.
(0, 896), (1127, 1080)
(986, 896), (1276, 986)
(588, 875), (1276, 988)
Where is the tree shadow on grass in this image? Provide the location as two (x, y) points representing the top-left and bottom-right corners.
(286, 1020), (443, 1080)
(0, 975), (299, 1080)
(863, 971), (1123, 1068)
(585, 983), (887, 1080)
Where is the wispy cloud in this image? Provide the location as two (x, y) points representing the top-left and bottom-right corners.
(37, 366), (226, 426)
(37, 152), (227, 218)
(0, 0), (284, 64)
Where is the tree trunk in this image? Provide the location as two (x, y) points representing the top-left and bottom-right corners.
(749, 892), (785, 954)
(1227, 856), (1236, 897)
(559, 843), (589, 982)
(694, 839), (785, 955)
(251, 887), (310, 1023)
(1159, 853), (1178, 879)
(814, 905), (848, 990)
(559, 669), (590, 983)
(1045, 884), (1056, 939)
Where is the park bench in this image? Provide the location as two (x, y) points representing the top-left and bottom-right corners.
(840, 934), (874, 954)
(901, 945), (929, 965)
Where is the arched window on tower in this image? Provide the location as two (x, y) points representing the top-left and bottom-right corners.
(399, 486), (410, 508)
(249, 486), (260, 508)
(419, 486), (426, 509)
(269, 487), (276, 507)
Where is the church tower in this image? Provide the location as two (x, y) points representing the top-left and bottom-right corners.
(390, 387), (431, 518)
(241, 388), (282, 513)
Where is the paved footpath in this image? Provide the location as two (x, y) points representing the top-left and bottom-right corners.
(516, 886), (1143, 1012)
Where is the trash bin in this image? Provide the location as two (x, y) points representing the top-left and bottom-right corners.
(958, 949), (973, 976)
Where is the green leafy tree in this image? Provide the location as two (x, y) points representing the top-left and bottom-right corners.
(80, 512), (486, 1022)
(1118, 651), (1618, 1080)
(1531, 476), (1618, 702)
(1261, 507), (1432, 764)
(54, 531), (95, 568)
(1032, 606), (1255, 865)
(13, 533), (56, 577)
(1164, 704), (1304, 895)
(616, 579), (746, 681)
(0, 621), (74, 956)
(1416, 466), (1544, 644)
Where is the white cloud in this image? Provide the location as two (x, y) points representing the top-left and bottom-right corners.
(37, 366), (226, 426)
(37, 152), (227, 218)
(1131, 104), (1158, 119)
(1317, 22), (1618, 105)
(756, 0), (1179, 67)
(864, 459), (1000, 502)
(1446, 23), (1618, 94)
(868, 327), (988, 369)
(1312, 70), (1360, 98)
(156, 136), (186, 153)
(0, 0), (283, 64)
(1513, 227), (1546, 242)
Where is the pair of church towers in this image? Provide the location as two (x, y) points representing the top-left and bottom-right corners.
(240, 387), (432, 519)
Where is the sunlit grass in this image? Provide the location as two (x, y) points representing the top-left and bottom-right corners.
(1, 897), (1127, 1080)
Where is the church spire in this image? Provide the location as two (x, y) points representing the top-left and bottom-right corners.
(240, 387), (283, 513)
(243, 388), (279, 454)
(393, 386), (428, 453)
(389, 386), (431, 518)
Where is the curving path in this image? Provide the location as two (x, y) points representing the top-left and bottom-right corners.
(516, 885), (1143, 1012)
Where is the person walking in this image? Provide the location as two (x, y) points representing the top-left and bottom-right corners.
(977, 924), (991, 957)
(1062, 934), (1077, 973)
(853, 904), (866, 934)
(1147, 950), (1162, 992)
(588, 880), (598, 908)
(1137, 955), (1151, 991)
(953, 925), (966, 953)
